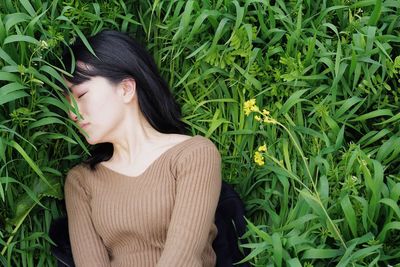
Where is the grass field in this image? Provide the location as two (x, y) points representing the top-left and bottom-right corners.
(0, 0), (399, 266)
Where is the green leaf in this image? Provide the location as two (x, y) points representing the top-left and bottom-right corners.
(379, 198), (400, 220)
(4, 12), (31, 32)
(71, 24), (96, 57)
(300, 190), (325, 219)
(0, 82), (26, 97)
(351, 109), (393, 121)
(3, 34), (39, 45)
(28, 117), (65, 129)
(0, 71), (20, 82)
(378, 222), (400, 241)
(7, 140), (54, 190)
(368, 0), (382, 26)
(0, 47), (16, 65)
(279, 89), (308, 115)
(272, 232), (283, 267)
(188, 10), (219, 39)
(172, 0), (195, 42)
(287, 258), (301, 267)
(341, 195), (358, 237)
(0, 91), (29, 106)
(335, 96), (364, 119)
(303, 248), (342, 259)
(244, 217), (272, 243)
(19, 0), (36, 16)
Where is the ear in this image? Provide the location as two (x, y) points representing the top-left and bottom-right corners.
(118, 78), (136, 103)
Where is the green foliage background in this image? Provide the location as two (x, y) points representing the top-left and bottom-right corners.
(0, 0), (399, 266)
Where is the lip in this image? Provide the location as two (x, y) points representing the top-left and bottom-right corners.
(79, 123), (90, 129)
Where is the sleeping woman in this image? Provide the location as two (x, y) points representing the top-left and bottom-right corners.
(61, 29), (222, 267)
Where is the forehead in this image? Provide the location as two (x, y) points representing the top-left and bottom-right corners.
(61, 78), (85, 98)
(63, 76), (117, 94)
(64, 78), (74, 88)
(63, 78), (89, 92)
(62, 61), (94, 91)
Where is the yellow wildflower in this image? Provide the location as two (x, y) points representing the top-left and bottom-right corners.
(258, 144), (267, 152)
(262, 109), (270, 116)
(254, 115), (262, 121)
(244, 99), (257, 116)
(39, 40), (49, 50)
(250, 105), (260, 112)
(254, 151), (265, 166)
(263, 116), (277, 124)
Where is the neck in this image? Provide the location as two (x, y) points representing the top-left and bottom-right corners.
(107, 107), (164, 165)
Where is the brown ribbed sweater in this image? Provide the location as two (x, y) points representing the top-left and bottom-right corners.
(64, 135), (222, 267)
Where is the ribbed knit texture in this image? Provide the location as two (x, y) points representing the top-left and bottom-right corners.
(64, 135), (222, 267)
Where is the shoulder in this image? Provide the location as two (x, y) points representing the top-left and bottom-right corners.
(178, 135), (220, 158)
(66, 163), (91, 178)
(173, 135), (221, 170)
(65, 163), (92, 189)
(171, 136), (222, 184)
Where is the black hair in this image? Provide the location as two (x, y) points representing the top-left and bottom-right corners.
(61, 30), (189, 169)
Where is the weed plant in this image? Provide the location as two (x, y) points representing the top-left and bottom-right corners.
(0, 0), (399, 266)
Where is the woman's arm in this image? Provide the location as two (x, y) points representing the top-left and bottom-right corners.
(64, 168), (111, 267)
(156, 142), (222, 267)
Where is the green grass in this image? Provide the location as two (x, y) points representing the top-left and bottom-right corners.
(0, 0), (399, 266)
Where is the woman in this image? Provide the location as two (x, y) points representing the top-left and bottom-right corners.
(62, 30), (222, 267)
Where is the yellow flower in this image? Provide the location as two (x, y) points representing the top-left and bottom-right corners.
(254, 115), (262, 121)
(263, 116), (277, 124)
(258, 144), (267, 152)
(254, 151), (265, 166)
(39, 40), (49, 50)
(250, 105), (260, 112)
(244, 99), (257, 116)
(262, 109), (270, 116)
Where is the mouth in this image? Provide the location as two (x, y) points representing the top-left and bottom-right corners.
(79, 123), (90, 129)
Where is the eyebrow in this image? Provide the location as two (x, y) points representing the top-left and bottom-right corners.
(61, 86), (77, 97)
(69, 84), (86, 93)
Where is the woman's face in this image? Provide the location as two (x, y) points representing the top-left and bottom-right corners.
(65, 76), (125, 145)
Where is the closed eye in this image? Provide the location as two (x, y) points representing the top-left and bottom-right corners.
(78, 92), (87, 99)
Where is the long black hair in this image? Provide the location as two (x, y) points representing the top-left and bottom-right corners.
(62, 30), (189, 169)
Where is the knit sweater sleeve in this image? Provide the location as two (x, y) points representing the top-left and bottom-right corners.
(64, 167), (111, 267)
(156, 142), (222, 267)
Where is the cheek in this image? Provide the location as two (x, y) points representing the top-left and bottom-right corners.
(90, 93), (123, 122)
(84, 92), (107, 113)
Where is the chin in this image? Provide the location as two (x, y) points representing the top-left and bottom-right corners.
(82, 130), (110, 145)
(87, 140), (97, 145)
(85, 136), (100, 145)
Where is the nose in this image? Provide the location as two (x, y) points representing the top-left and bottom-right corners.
(67, 100), (83, 122)
(65, 96), (83, 122)
(68, 109), (78, 122)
